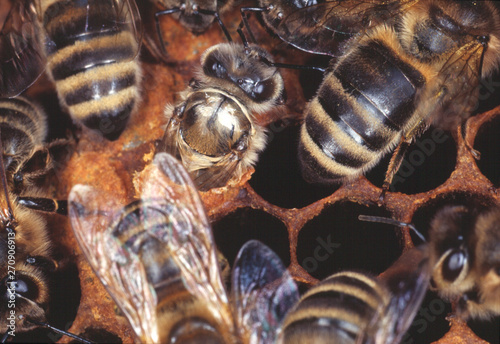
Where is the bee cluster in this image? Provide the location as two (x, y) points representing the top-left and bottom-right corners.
(1, 0), (500, 343)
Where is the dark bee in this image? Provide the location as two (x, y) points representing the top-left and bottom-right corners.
(0, 97), (90, 342)
(0, 0), (142, 141)
(158, 42), (286, 191)
(151, 0), (234, 33)
(243, 0), (500, 193)
(69, 152), (299, 343)
(279, 248), (429, 344)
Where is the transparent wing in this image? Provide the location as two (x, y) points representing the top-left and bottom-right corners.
(143, 152), (233, 327)
(431, 41), (485, 130)
(69, 185), (159, 343)
(0, 0), (45, 97)
(158, 109), (181, 156)
(273, 0), (416, 56)
(232, 240), (300, 344)
(362, 248), (431, 344)
(40, 0), (142, 58)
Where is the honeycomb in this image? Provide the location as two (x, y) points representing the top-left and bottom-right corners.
(7, 2), (500, 344)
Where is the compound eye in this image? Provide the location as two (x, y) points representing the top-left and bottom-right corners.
(203, 54), (227, 79)
(251, 78), (274, 103)
(442, 249), (467, 282)
(0, 275), (39, 301)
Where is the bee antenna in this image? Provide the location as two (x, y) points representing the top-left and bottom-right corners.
(358, 215), (427, 243)
(0, 128), (15, 225)
(25, 318), (95, 344)
(1, 330), (9, 343)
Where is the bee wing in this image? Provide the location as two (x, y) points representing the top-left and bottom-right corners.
(0, 1), (45, 97)
(274, 0), (416, 56)
(232, 240), (300, 344)
(146, 152), (233, 325)
(360, 250), (430, 344)
(431, 41), (485, 130)
(69, 185), (160, 343)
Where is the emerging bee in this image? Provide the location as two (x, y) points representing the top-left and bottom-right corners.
(0, 97), (89, 342)
(244, 0), (500, 193)
(428, 205), (500, 320)
(0, 0), (143, 141)
(279, 248), (430, 344)
(158, 42), (286, 191)
(69, 152), (299, 343)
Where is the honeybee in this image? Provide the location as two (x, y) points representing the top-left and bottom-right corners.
(0, 0), (143, 141)
(158, 42), (286, 191)
(428, 205), (500, 320)
(69, 152), (299, 343)
(0, 97), (89, 342)
(150, 0), (234, 52)
(279, 247), (430, 344)
(247, 0), (500, 192)
(360, 204), (500, 321)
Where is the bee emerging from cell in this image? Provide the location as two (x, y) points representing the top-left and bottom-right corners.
(157, 26), (286, 191)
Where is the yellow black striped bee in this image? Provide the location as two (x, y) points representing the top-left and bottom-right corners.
(244, 0), (500, 193)
(0, 0), (142, 141)
(69, 152), (299, 343)
(158, 42), (285, 191)
(0, 97), (90, 342)
(428, 205), (500, 320)
(279, 248), (430, 344)
(360, 204), (500, 321)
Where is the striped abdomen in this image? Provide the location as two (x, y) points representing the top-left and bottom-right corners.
(281, 271), (390, 344)
(0, 97), (46, 173)
(111, 199), (227, 343)
(299, 36), (425, 184)
(41, 0), (141, 141)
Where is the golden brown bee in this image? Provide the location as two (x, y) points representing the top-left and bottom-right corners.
(279, 248), (430, 344)
(158, 43), (286, 191)
(428, 205), (500, 320)
(69, 152), (299, 343)
(0, 97), (89, 342)
(0, 0), (143, 141)
(243, 0), (500, 192)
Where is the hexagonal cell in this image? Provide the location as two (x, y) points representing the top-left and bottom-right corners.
(411, 192), (496, 241)
(366, 125), (456, 195)
(468, 317), (500, 344)
(403, 291), (452, 343)
(212, 208), (290, 268)
(250, 125), (337, 209)
(296, 202), (400, 281)
(474, 115), (500, 187)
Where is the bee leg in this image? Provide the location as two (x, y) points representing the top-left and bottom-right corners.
(240, 7), (269, 44)
(380, 119), (429, 204)
(196, 9), (232, 42)
(379, 138), (411, 205)
(154, 8), (182, 54)
(14, 139), (73, 192)
(18, 197), (68, 215)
